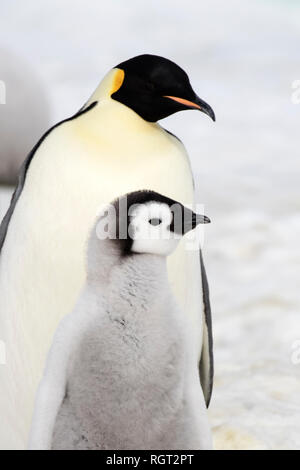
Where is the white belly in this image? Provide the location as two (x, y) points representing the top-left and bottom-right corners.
(0, 101), (203, 449)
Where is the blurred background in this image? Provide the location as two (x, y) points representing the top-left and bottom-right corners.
(0, 0), (299, 449)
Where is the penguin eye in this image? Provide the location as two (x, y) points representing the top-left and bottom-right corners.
(149, 218), (162, 226)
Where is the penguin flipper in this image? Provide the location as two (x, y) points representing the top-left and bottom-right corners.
(0, 156), (29, 253)
(199, 249), (214, 408)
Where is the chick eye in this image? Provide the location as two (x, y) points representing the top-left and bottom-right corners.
(149, 218), (162, 226)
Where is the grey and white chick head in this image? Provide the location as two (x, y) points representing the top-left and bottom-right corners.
(93, 190), (210, 259)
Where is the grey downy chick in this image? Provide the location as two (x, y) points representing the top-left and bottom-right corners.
(28, 190), (212, 450)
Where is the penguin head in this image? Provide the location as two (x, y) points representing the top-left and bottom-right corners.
(111, 54), (215, 122)
(96, 190), (210, 258)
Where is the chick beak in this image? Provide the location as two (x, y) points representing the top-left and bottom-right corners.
(182, 212), (211, 234)
(192, 213), (211, 227)
(164, 95), (215, 121)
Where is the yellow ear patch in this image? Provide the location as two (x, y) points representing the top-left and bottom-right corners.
(110, 69), (125, 95)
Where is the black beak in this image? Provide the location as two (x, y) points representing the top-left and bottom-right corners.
(194, 95), (216, 122)
(192, 213), (211, 226)
(170, 205), (211, 235)
(182, 212), (211, 234)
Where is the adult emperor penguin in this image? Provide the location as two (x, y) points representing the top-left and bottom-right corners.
(0, 54), (215, 449)
(29, 191), (212, 450)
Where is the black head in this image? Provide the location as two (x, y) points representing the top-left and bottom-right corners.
(111, 54), (215, 123)
(107, 190), (210, 255)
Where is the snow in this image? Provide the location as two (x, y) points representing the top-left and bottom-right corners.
(1, 0), (300, 450)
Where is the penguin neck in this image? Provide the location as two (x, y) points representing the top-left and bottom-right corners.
(106, 252), (170, 325)
(87, 68), (125, 104)
(86, 237), (123, 287)
(87, 237), (169, 300)
(84, 69), (163, 137)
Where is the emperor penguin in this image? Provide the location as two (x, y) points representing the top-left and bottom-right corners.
(0, 54), (215, 449)
(28, 191), (212, 450)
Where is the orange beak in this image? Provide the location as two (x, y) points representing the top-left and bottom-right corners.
(164, 96), (202, 110)
(164, 95), (215, 121)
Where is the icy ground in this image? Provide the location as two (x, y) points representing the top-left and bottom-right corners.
(1, 0), (300, 449)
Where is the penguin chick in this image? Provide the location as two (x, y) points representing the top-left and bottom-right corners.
(28, 190), (212, 451)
